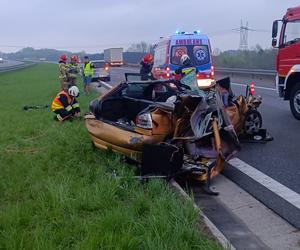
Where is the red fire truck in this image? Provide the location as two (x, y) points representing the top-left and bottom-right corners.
(272, 5), (300, 119)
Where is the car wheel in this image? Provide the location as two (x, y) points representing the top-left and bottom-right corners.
(244, 110), (262, 135)
(289, 83), (300, 120)
(106, 77), (111, 82)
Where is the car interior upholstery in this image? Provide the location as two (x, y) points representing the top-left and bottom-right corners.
(91, 82), (178, 123)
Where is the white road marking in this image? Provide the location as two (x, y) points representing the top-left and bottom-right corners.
(228, 158), (300, 209)
(231, 82), (276, 91)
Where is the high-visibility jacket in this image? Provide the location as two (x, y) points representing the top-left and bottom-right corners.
(68, 63), (80, 79)
(83, 62), (93, 77)
(175, 65), (196, 76)
(51, 90), (80, 112)
(59, 62), (69, 81)
(181, 67), (195, 75)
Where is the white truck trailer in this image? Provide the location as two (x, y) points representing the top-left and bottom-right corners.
(104, 48), (123, 66)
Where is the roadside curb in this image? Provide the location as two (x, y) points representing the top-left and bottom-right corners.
(225, 158), (300, 229)
(169, 180), (236, 250)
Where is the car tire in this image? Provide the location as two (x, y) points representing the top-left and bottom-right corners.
(106, 77), (111, 82)
(289, 83), (300, 120)
(243, 110), (262, 135)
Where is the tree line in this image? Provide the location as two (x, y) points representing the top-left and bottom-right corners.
(1, 43), (277, 70)
(213, 45), (277, 70)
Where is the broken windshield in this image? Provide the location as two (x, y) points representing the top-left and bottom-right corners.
(180, 69), (205, 96)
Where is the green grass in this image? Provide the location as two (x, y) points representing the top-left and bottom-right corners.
(0, 64), (221, 250)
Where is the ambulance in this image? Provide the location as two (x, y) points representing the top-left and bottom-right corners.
(152, 31), (214, 88)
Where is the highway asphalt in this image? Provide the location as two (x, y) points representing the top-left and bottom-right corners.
(0, 60), (24, 68)
(0, 60), (36, 73)
(231, 84), (300, 194)
(109, 66), (300, 193)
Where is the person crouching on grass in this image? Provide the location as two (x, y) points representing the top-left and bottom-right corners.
(51, 86), (81, 122)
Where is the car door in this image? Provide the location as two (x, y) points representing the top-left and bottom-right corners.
(278, 20), (300, 77)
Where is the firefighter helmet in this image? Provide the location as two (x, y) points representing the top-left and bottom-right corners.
(59, 54), (68, 63)
(68, 86), (80, 97)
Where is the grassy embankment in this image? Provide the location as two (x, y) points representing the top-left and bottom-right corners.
(0, 64), (220, 249)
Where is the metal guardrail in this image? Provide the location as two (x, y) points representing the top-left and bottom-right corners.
(215, 67), (276, 76)
(0, 62), (36, 73)
(124, 63), (276, 77)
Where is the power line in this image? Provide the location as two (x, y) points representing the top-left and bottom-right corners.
(209, 27), (270, 36)
(207, 29), (240, 36)
(0, 43), (133, 49)
(0, 27), (271, 52)
(209, 23), (271, 50)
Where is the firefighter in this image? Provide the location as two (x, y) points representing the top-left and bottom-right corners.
(68, 55), (80, 86)
(51, 86), (81, 122)
(174, 54), (195, 79)
(140, 54), (154, 80)
(58, 54), (69, 90)
(82, 56), (94, 94)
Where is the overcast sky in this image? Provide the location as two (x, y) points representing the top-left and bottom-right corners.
(0, 0), (299, 53)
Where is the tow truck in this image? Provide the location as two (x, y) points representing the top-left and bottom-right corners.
(272, 5), (300, 119)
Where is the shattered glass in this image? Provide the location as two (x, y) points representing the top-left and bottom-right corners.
(180, 69), (205, 97)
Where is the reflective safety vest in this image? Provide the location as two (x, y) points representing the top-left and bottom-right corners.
(182, 67), (195, 75)
(51, 91), (72, 111)
(68, 63), (80, 78)
(84, 62), (93, 76)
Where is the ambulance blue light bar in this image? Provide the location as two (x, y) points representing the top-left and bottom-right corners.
(175, 31), (186, 35)
(175, 30), (201, 35)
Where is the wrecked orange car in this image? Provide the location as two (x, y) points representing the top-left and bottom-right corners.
(85, 72), (240, 194)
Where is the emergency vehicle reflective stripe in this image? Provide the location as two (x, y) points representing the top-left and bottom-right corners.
(51, 102), (63, 111)
(51, 91), (73, 111)
(57, 114), (63, 121)
(84, 62), (93, 76)
(72, 103), (79, 108)
(66, 105), (73, 112)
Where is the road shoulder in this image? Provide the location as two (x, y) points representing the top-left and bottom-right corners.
(195, 175), (300, 250)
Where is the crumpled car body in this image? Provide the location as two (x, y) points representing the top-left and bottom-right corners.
(85, 80), (178, 161)
(217, 77), (271, 142)
(85, 76), (241, 184)
(85, 106), (174, 161)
